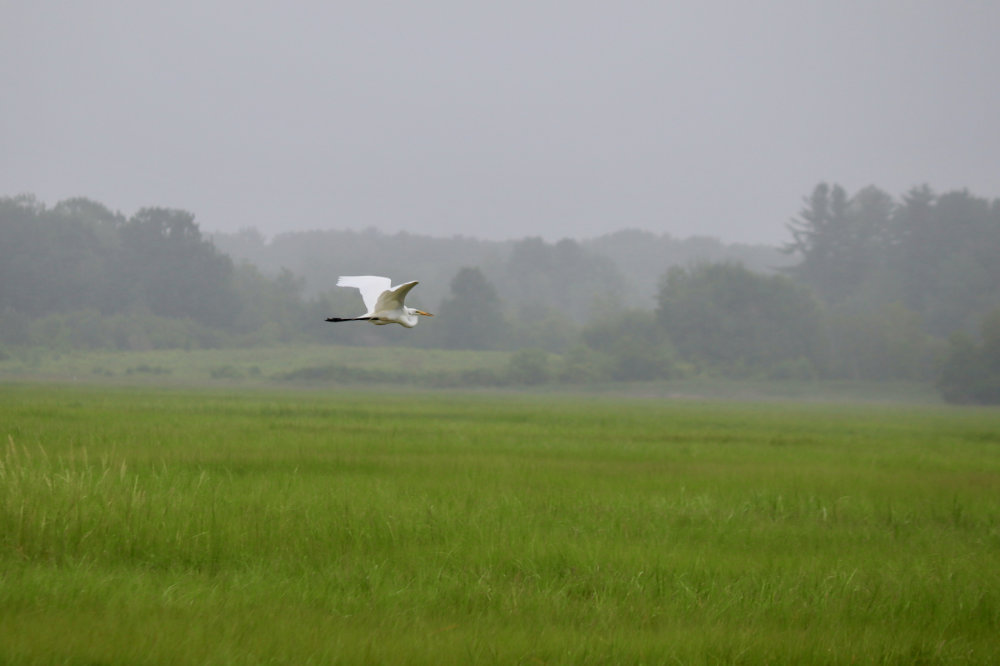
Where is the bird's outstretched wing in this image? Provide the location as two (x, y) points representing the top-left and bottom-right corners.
(375, 281), (419, 313)
(337, 275), (392, 315)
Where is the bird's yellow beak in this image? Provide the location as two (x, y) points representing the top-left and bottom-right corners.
(415, 310), (434, 317)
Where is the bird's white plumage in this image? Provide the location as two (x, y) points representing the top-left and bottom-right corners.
(336, 275), (392, 315)
(374, 280), (419, 315)
(330, 275), (433, 328)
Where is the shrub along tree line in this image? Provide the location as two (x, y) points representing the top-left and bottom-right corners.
(2, 185), (999, 402)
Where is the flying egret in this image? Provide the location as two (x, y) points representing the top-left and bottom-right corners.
(325, 275), (434, 328)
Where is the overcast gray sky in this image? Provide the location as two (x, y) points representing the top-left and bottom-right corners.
(3, 1), (998, 245)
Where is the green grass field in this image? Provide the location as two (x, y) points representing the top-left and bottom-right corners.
(2, 383), (999, 664)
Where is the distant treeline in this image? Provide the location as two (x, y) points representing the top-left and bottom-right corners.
(0, 195), (325, 350)
(211, 225), (789, 310)
(2, 185), (999, 402)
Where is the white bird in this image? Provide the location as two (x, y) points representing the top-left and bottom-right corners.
(325, 275), (434, 328)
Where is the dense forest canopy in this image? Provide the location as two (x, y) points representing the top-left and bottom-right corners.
(3, 184), (1000, 401)
(784, 183), (1000, 335)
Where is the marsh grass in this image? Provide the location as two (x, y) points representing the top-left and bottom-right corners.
(0, 345), (510, 386)
(1, 384), (999, 664)
(0, 344), (942, 404)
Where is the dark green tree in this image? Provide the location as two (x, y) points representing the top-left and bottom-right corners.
(118, 207), (240, 328)
(438, 267), (506, 350)
(938, 308), (1000, 404)
(892, 188), (1000, 335)
(501, 237), (625, 323)
(658, 263), (828, 376)
(581, 310), (676, 380)
(233, 265), (309, 343)
(784, 183), (894, 301)
(0, 195), (113, 316)
(825, 303), (944, 381)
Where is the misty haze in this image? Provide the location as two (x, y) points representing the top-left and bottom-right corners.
(3, 2), (999, 244)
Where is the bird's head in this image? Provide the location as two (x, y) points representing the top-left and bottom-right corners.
(398, 307), (434, 328)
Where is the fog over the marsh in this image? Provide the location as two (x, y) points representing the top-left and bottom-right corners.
(3, 1), (999, 245)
